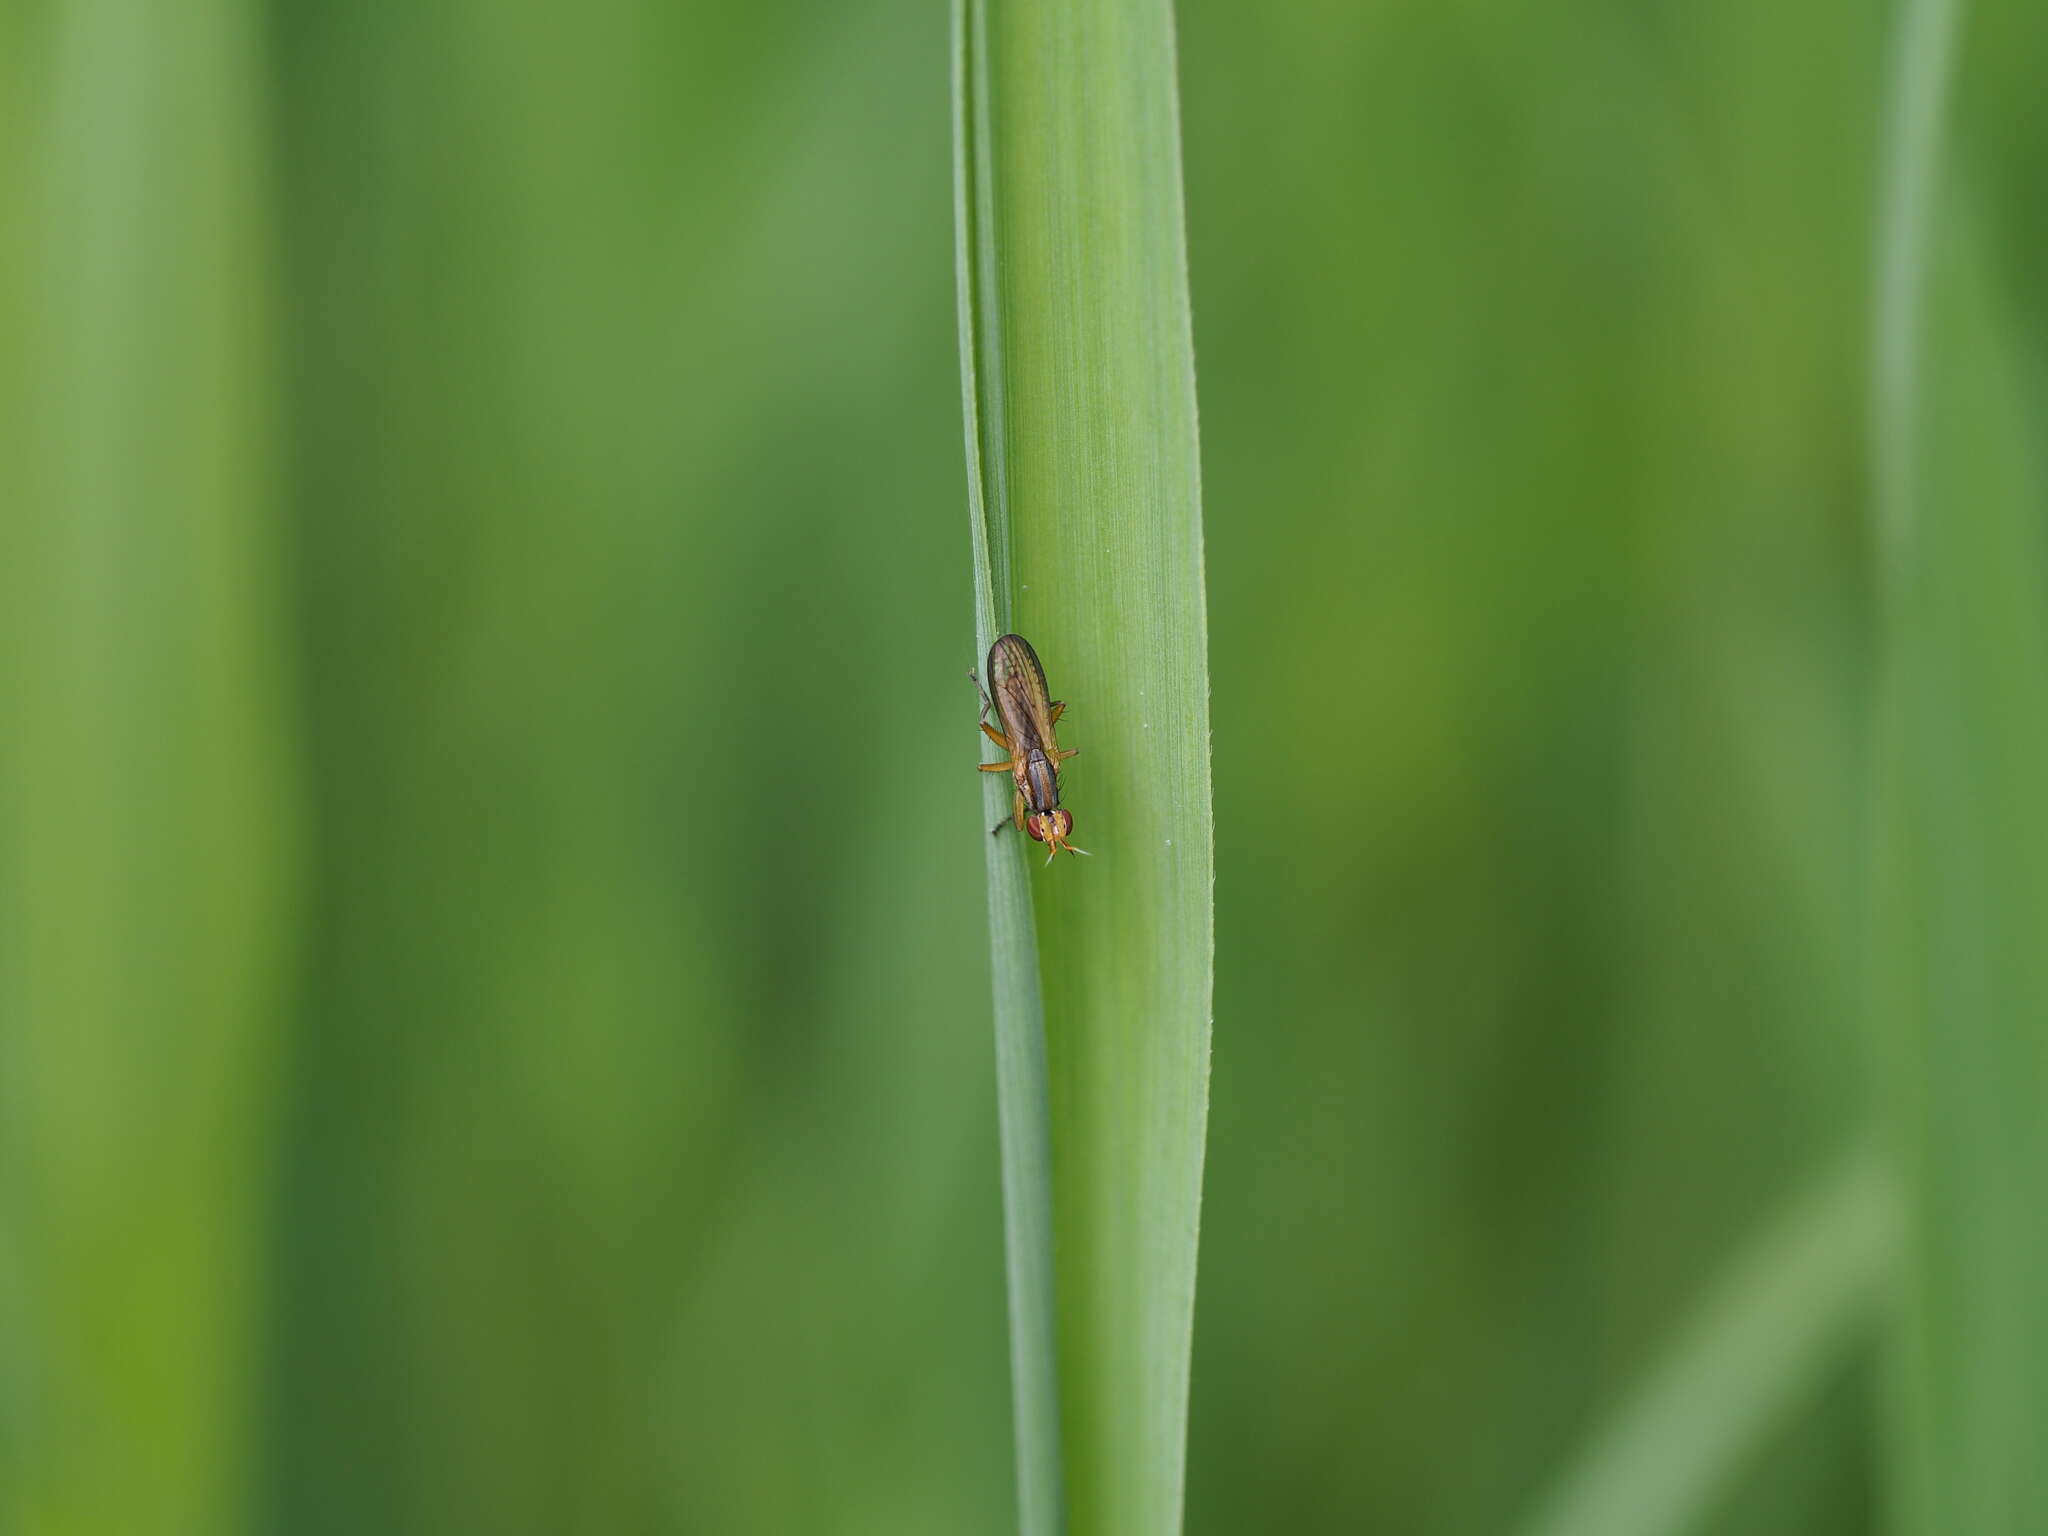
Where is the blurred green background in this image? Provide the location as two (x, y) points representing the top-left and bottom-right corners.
(3, 0), (2043, 1531)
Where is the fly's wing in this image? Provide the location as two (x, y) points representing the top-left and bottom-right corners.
(987, 634), (1057, 754)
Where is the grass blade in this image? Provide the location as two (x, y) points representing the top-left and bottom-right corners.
(1869, 0), (1962, 591)
(1865, 0), (2048, 1526)
(1517, 1147), (1899, 1536)
(956, 5), (1064, 1530)
(0, 2), (292, 1530)
(955, 2), (1214, 1532)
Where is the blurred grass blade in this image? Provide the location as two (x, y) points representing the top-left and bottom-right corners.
(955, 4), (1064, 1531)
(0, 1), (293, 1531)
(1518, 1146), (1899, 1536)
(1869, 0), (1961, 588)
(1868, 0), (2048, 1522)
(955, 2), (1214, 1532)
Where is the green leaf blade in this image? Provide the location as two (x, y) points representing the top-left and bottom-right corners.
(1862, 0), (2048, 1527)
(956, 5), (1066, 1532)
(957, 1), (1213, 1532)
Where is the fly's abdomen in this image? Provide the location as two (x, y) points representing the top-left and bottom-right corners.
(1022, 749), (1061, 813)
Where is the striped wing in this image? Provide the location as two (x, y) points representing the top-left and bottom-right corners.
(987, 633), (1059, 755)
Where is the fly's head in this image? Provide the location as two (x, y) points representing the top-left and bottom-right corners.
(1025, 809), (1090, 865)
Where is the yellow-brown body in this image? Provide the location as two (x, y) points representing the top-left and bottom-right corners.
(972, 633), (1087, 861)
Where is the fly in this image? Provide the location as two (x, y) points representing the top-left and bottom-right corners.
(971, 633), (1089, 863)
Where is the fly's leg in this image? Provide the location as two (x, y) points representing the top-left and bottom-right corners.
(992, 788), (1027, 838)
(970, 672), (1016, 781)
(1048, 700), (1065, 727)
(971, 671), (1013, 769)
(978, 727), (1014, 776)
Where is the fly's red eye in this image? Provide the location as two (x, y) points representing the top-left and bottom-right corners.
(1050, 811), (1073, 840)
(1025, 815), (1050, 842)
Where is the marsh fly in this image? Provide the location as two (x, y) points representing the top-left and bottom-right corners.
(971, 633), (1089, 864)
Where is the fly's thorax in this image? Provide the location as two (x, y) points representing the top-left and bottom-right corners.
(1021, 748), (1061, 813)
